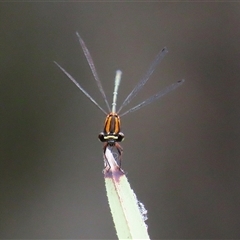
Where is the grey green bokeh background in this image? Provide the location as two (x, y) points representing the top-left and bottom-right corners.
(1, 3), (240, 239)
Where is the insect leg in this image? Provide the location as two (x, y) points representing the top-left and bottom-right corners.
(103, 143), (111, 172)
(115, 143), (124, 172)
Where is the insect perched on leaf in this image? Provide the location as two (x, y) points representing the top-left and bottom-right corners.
(54, 32), (184, 172)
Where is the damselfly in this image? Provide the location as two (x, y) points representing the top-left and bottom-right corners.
(54, 32), (184, 171)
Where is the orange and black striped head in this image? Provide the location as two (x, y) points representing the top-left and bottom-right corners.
(98, 112), (124, 145)
(104, 112), (121, 135)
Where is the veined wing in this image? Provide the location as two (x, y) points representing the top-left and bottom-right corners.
(117, 47), (168, 114)
(120, 79), (184, 117)
(76, 32), (111, 112)
(54, 61), (108, 115)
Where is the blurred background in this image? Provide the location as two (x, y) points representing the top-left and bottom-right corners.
(1, 2), (240, 239)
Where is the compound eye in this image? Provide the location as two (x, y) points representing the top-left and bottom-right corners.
(117, 132), (125, 142)
(98, 132), (105, 142)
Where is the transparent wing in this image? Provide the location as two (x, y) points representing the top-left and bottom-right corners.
(54, 61), (108, 115)
(76, 32), (111, 112)
(117, 47), (168, 114)
(120, 79), (185, 117)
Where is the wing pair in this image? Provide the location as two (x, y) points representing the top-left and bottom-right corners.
(54, 32), (184, 117)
